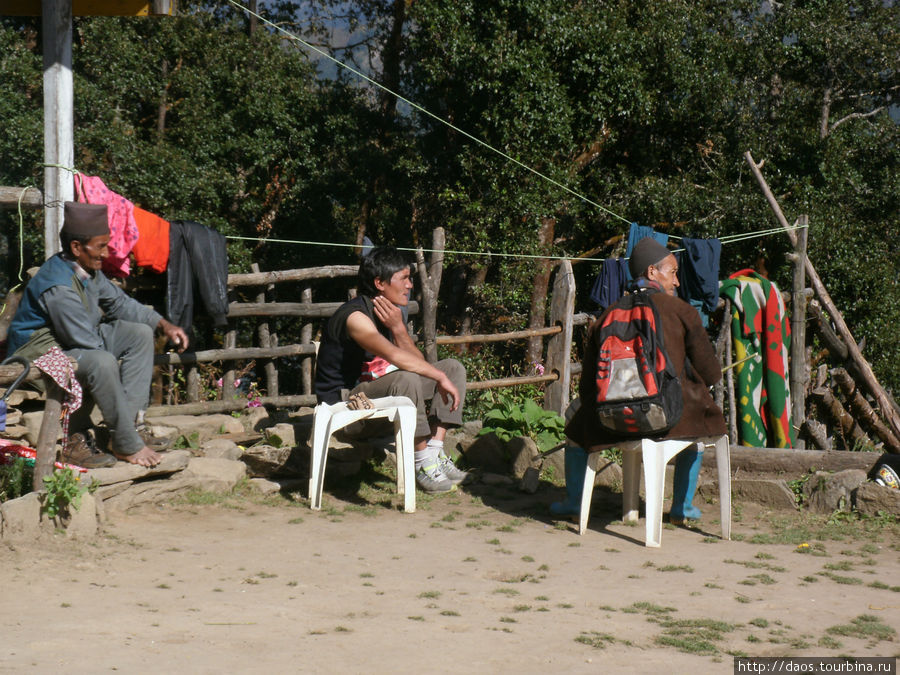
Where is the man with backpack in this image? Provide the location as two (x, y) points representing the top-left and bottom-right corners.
(551, 237), (726, 524)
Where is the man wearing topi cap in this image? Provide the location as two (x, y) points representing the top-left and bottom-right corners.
(6, 202), (189, 468)
(552, 237), (726, 526)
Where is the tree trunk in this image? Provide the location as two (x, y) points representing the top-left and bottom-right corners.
(832, 368), (900, 453)
(416, 227), (445, 363)
(526, 216), (555, 365)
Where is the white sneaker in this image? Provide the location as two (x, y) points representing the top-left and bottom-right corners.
(415, 463), (456, 494)
(437, 453), (469, 485)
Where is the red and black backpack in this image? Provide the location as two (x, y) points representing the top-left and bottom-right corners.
(592, 289), (683, 437)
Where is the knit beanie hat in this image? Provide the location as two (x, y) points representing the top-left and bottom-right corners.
(628, 237), (671, 278)
(62, 202), (109, 238)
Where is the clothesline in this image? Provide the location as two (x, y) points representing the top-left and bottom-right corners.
(225, 222), (808, 263)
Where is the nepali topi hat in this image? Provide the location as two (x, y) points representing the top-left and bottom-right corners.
(62, 202), (109, 238)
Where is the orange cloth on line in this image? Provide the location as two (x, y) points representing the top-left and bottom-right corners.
(131, 207), (170, 273)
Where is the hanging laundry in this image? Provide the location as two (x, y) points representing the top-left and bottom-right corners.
(677, 237), (722, 327)
(589, 258), (628, 310)
(624, 223), (668, 282)
(132, 207), (171, 274)
(167, 220), (229, 332)
(74, 175), (139, 278)
(719, 269), (793, 449)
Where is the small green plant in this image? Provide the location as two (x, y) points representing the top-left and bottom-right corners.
(0, 457), (33, 503)
(173, 431), (200, 450)
(479, 393), (565, 453)
(41, 468), (95, 519)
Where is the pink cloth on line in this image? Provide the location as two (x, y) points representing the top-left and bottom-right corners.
(74, 174), (140, 277)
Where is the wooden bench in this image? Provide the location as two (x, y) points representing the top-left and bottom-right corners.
(0, 361), (72, 491)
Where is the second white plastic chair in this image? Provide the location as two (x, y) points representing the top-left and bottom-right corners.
(579, 435), (731, 547)
(308, 395), (417, 513)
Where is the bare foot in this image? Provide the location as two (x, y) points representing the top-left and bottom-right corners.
(114, 446), (162, 468)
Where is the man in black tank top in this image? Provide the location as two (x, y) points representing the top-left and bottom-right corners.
(315, 247), (468, 494)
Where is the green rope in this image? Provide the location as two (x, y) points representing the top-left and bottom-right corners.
(222, 0), (631, 225)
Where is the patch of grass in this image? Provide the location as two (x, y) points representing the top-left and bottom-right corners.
(493, 588), (520, 596)
(334, 626), (351, 633)
(735, 595), (751, 604)
(629, 602), (677, 615)
(499, 617), (517, 624)
(568, 542), (581, 548)
(521, 555), (535, 562)
(749, 618), (769, 628)
(288, 517), (304, 524)
(463, 556), (477, 563)
(513, 605), (531, 612)
(826, 615), (896, 644)
(704, 583), (723, 590)
(557, 603), (574, 609)
(654, 617), (736, 655)
(723, 559), (786, 572)
(496, 524), (517, 533)
(486, 538), (501, 545)
(658, 565), (694, 573)
(823, 561), (854, 571)
(467, 520), (492, 529)
(575, 632), (616, 649)
(418, 590), (441, 599)
(820, 571), (864, 585)
(538, 564), (549, 572)
(818, 636), (842, 649)
(701, 537), (718, 544)
(359, 572), (374, 578)
(754, 552), (775, 560)
(407, 616), (424, 621)
(604, 548), (620, 553)
(440, 610), (460, 617)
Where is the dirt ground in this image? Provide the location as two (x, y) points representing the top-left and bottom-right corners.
(1, 472), (898, 674)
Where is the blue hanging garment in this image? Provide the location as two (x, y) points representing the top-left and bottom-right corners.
(677, 237), (722, 327)
(624, 222), (669, 282)
(589, 258), (628, 310)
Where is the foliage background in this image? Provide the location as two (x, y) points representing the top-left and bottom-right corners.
(1, 0), (897, 394)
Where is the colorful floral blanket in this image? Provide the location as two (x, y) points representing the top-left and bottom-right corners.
(719, 269), (794, 448)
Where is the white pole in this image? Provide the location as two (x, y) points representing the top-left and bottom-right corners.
(42, 0), (74, 259)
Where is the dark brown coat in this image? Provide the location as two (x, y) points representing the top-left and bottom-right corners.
(566, 291), (727, 451)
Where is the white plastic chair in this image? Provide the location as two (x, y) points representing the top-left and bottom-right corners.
(308, 395), (417, 513)
(579, 435), (731, 547)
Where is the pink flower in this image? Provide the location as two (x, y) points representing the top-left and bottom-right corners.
(247, 399), (263, 408)
(533, 362), (545, 376)
(216, 378), (223, 388)
(234, 378), (242, 387)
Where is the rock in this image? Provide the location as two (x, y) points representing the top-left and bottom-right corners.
(66, 492), (99, 539)
(508, 436), (540, 479)
(0, 492), (42, 540)
(463, 432), (509, 474)
(201, 438), (243, 461)
(104, 476), (194, 513)
(328, 460), (363, 478)
(184, 457), (247, 492)
(519, 466), (540, 494)
(0, 424), (28, 440)
(84, 449), (191, 487)
(265, 423), (299, 448)
(22, 410), (57, 447)
(241, 405), (272, 432)
(248, 478), (282, 495)
(854, 482), (900, 517)
(148, 414), (245, 444)
(804, 469), (868, 514)
(480, 472), (515, 486)
(730, 478), (798, 510)
(96, 481), (133, 501)
(240, 444), (292, 477)
(590, 457), (624, 490)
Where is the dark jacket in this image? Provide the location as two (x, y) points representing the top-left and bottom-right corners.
(166, 220), (229, 332)
(566, 291), (726, 451)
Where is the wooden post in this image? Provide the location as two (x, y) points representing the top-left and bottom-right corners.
(543, 259), (575, 415)
(723, 299), (739, 445)
(187, 365), (199, 402)
(42, 0), (74, 257)
(790, 215), (808, 449)
(714, 306), (730, 412)
(415, 227), (445, 363)
(222, 327), (237, 398)
(33, 380), (65, 491)
(299, 287), (312, 396)
(251, 262), (278, 397)
(526, 216), (555, 364)
(744, 151), (900, 441)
